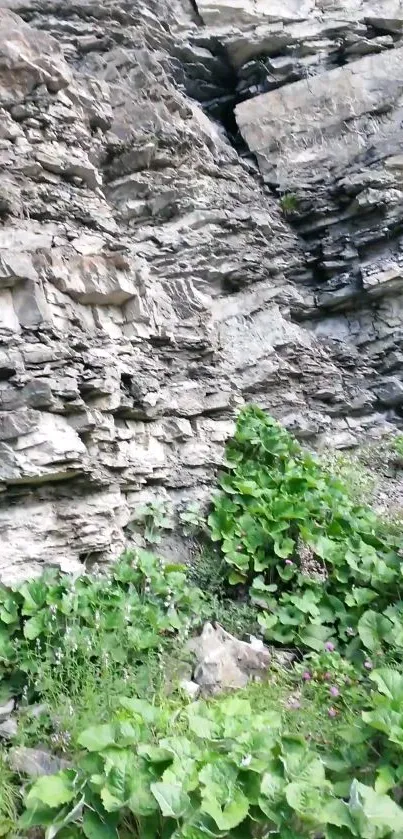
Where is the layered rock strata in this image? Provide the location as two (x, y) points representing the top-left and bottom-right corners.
(1, 0), (403, 580)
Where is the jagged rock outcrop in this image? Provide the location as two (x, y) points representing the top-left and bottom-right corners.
(1, 0), (403, 581)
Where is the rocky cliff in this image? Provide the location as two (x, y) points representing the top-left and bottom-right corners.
(1, 0), (403, 581)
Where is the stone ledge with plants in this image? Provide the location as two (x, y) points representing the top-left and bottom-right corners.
(2, 405), (403, 838)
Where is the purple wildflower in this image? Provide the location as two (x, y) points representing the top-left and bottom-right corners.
(364, 660), (373, 670)
(329, 686), (339, 697)
(325, 641), (335, 652)
(328, 707), (337, 718)
(323, 671), (331, 681)
(302, 671), (311, 681)
(285, 559), (293, 566)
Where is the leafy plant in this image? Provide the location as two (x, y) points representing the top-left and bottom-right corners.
(279, 193), (300, 214)
(20, 692), (403, 838)
(0, 550), (201, 749)
(208, 406), (403, 656)
(179, 503), (206, 537)
(132, 501), (173, 544)
(393, 435), (403, 458)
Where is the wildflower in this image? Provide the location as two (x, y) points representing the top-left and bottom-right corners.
(55, 648), (63, 665)
(302, 671), (311, 681)
(328, 707), (337, 718)
(346, 627), (355, 636)
(285, 559), (293, 566)
(325, 641), (335, 652)
(241, 754), (252, 767)
(364, 659), (373, 670)
(323, 671), (331, 681)
(329, 686), (339, 698)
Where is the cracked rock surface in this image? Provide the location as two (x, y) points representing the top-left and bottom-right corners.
(1, 0), (403, 581)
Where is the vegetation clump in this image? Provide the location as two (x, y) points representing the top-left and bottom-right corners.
(2, 405), (403, 837)
(209, 406), (403, 659)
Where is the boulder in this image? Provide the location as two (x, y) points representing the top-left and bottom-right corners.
(187, 622), (271, 695)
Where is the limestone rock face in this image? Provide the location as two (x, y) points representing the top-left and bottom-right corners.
(1, 0), (403, 580)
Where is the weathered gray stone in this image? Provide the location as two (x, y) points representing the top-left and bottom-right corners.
(9, 747), (70, 778)
(0, 718), (18, 740)
(179, 679), (201, 700)
(0, 698), (14, 722)
(375, 378), (403, 407)
(188, 622), (271, 695)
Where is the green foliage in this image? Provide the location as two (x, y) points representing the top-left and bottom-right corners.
(321, 449), (376, 506)
(188, 545), (261, 639)
(179, 503), (206, 537)
(279, 193), (299, 214)
(209, 406), (403, 656)
(7, 407), (403, 838)
(392, 434), (403, 459)
(0, 749), (19, 837)
(20, 688), (403, 839)
(131, 500), (173, 544)
(0, 550), (201, 748)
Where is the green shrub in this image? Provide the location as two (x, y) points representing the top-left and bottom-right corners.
(208, 406), (403, 657)
(0, 550), (201, 748)
(20, 690), (403, 838)
(279, 193), (299, 214)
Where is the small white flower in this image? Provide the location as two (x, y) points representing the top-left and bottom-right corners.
(241, 754), (252, 767)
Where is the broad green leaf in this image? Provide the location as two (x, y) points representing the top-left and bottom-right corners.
(138, 744), (172, 763)
(45, 797), (86, 839)
(82, 809), (118, 839)
(20, 580), (48, 614)
(23, 613), (46, 640)
(101, 751), (157, 817)
(285, 782), (324, 817)
(273, 537), (295, 558)
(370, 668), (403, 701)
(349, 780), (403, 830)
(150, 782), (190, 818)
(257, 612), (278, 632)
(26, 773), (77, 808)
(375, 766), (395, 794)
(0, 628), (13, 662)
(19, 805), (58, 830)
(345, 588), (377, 608)
(357, 611), (392, 652)
(78, 725), (116, 752)
(323, 799), (357, 832)
(312, 535), (336, 561)
(299, 623), (334, 651)
(201, 789), (249, 830)
(187, 706), (217, 739)
(260, 771), (284, 802)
